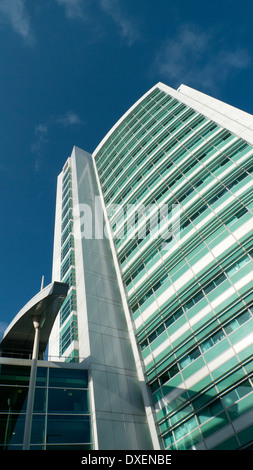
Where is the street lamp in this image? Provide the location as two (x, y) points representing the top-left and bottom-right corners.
(22, 315), (45, 450)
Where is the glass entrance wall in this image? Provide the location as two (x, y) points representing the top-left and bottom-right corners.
(0, 362), (92, 450)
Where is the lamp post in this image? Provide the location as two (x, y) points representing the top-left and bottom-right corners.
(22, 315), (45, 450)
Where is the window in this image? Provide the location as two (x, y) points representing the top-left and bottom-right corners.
(179, 347), (201, 370)
(184, 291), (204, 311)
(46, 415), (90, 446)
(200, 308), (252, 353)
(0, 366), (91, 449)
(131, 271), (169, 313)
(61, 250), (75, 279)
(165, 307), (184, 328)
(139, 307), (184, 351)
(197, 399), (224, 424)
(201, 329), (225, 353)
(49, 368), (88, 388)
(222, 379), (252, 408)
(140, 338), (149, 351)
(48, 389), (89, 414)
(226, 253), (250, 277)
(209, 187), (227, 205)
(124, 262), (145, 286)
(61, 209), (73, 232)
(204, 272), (226, 295)
(61, 222), (73, 245)
(173, 416), (198, 441)
(61, 235), (74, 262)
(149, 324), (165, 344)
(60, 290), (77, 326)
(60, 316), (78, 356)
(224, 309), (251, 334)
(159, 364), (179, 385)
(226, 206), (248, 226)
(62, 268), (76, 289)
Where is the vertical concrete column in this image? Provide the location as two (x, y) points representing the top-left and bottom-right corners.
(23, 316), (45, 450)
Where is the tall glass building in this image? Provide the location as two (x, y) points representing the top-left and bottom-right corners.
(49, 83), (253, 450)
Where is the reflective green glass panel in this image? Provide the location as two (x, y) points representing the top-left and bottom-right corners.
(49, 368), (88, 388)
(46, 415), (91, 444)
(48, 388), (89, 413)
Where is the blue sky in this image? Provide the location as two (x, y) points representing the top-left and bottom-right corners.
(0, 0), (253, 333)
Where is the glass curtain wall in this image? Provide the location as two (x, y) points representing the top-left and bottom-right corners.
(94, 86), (253, 450)
(59, 165), (79, 362)
(0, 364), (92, 450)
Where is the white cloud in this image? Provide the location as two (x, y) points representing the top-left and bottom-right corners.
(54, 0), (84, 19)
(0, 0), (33, 43)
(221, 48), (250, 69)
(54, 111), (83, 126)
(31, 111), (83, 158)
(154, 25), (250, 92)
(54, 0), (140, 45)
(31, 124), (49, 155)
(99, 0), (141, 46)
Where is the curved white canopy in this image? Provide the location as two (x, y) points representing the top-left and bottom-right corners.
(0, 281), (68, 356)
